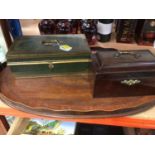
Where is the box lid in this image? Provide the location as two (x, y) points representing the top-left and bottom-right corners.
(7, 34), (90, 62)
(91, 47), (155, 73)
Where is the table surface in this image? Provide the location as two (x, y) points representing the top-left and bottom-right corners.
(1, 19), (155, 129)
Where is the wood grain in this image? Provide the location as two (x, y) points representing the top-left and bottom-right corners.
(0, 67), (155, 118)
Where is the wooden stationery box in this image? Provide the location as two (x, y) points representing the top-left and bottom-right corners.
(7, 34), (91, 78)
(91, 47), (155, 98)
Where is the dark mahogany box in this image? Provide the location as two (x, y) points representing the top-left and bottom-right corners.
(91, 47), (155, 98)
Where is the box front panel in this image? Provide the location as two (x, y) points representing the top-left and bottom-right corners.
(93, 72), (155, 98)
(9, 61), (90, 77)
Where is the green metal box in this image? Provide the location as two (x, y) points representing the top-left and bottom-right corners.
(7, 34), (91, 78)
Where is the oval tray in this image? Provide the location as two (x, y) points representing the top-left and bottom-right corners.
(0, 67), (155, 118)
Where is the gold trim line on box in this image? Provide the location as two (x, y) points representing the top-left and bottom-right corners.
(8, 59), (92, 66)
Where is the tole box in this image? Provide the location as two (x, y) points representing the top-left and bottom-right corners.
(7, 34), (91, 78)
(91, 47), (155, 98)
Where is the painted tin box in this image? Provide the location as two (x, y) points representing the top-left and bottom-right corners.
(7, 34), (91, 77)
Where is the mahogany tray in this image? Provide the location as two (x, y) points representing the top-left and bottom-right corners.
(0, 67), (155, 118)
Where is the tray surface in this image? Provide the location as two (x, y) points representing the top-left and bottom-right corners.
(0, 67), (155, 118)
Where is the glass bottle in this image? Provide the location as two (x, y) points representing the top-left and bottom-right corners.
(69, 19), (79, 34)
(97, 19), (113, 42)
(80, 19), (97, 45)
(56, 19), (78, 34)
(7, 19), (23, 39)
(38, 19), (56, 34)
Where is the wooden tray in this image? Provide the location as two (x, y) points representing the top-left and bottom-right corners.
(0, 67), (155, 118)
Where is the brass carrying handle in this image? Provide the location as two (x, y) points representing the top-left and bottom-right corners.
(114, 51), (141, 59)
(42, 40), (63, 46)
(121, 79), (141, 86)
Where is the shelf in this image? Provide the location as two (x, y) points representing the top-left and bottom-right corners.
(1, 99), (155, 129)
